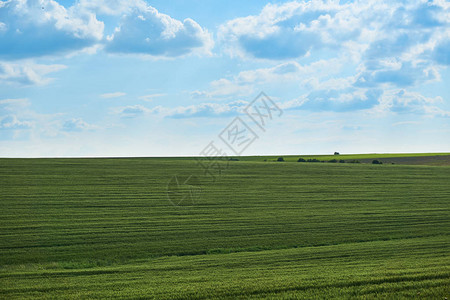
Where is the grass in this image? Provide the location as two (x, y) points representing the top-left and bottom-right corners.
(0, 157), (449, 298)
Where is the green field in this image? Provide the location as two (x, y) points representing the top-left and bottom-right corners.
(232, 153), (450, 164)
(0, 157), (449, 299)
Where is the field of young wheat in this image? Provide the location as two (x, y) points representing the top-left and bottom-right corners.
(0, 158), (449, 299)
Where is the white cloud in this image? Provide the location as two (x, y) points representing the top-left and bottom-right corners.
(277, 86), (449, 117)
(392, 121), (422, 127)
(236, 62), (302, 84)
(354, 60), (440, 88)
(114, 104), (150, 118)
(0, 115), (33, 130)
(281, 87), (383, 112)
(191, 58), (346, 102)
(0, 0), (104, 59)
(236, 59), (341, 85)
(161, 100), (248, 118)
(0, 98), (101, 139)
(423, 105), (450, 117)
(381, 89), (446, 115)
(100, 92), (126, 99)
(0, 98), (30, 110)
(212, 1), (449, 117)
(0, 62), (66, 85)
(62, 118), (98, 132)
(218, 0), (350, 59)
(219, 0), (449, 62)
(0, 98), (33, 132)
(138, 93), (166, 101)
(191, 78), (254, 100)
(105, 5), (213, 57)
(114, 100), (248, 119)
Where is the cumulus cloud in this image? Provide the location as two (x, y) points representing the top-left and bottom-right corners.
(0, 0), (104, 60)
(218, 1), (354, 59)
(0, 62), (66, 85)
(105, 5), (213, 57)
(0, 0), (214, 61)
(220, 4), (313, 59)
(219, 0), (449, 61)
(213, 0), (450, 115)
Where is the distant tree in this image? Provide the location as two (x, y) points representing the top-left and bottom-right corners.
(328, 159), (338, 163)
(348, 160), (360, 163)
(277, 157), (285, 162)
(297, 158), (306, 162)
(339, 160), (346, 163)
(372, 159), (383, 165)
(307, 159), (321, 163)
(334, 152), (340, 155)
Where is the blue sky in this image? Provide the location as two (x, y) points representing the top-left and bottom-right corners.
(0, 0), (449, 157)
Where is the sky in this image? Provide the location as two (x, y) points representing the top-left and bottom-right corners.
(0, 0), (449, 157)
